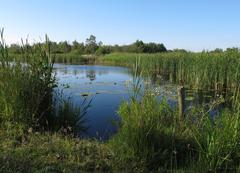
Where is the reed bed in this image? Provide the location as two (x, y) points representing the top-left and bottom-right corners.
(102, 52), (240, 94)
(109, 92), (240, 172)
(0, 30), (87, 137)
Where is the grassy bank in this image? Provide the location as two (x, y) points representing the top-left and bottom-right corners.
(0, 132), (112, 173)
(1, 96), (239, 172)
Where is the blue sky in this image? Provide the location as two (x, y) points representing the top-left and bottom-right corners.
(0, 0), (240, 51)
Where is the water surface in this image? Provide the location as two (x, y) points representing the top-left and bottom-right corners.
(54, 63), (221, 140)
(54, 64), (132, 140)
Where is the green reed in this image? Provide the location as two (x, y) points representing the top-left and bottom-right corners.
(0, 30), (55, 136)
(108, 57), (240, 172)
(0, 30), (88, 137)
(102, 51), (240, 94)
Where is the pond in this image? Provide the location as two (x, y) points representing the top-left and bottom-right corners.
(54, 64), (134, 140)
(54, 64), (221, 140)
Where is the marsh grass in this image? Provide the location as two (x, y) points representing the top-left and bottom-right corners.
(1, 29), (240, 172)
(54, 53), (97, 64)
(108, 59), (240, 172)
(109, 92), (240, 172)
(0, 29), (88, 137)
(0, 29), (56, 137)
(102, 52), (240, 97)
(52, 92), (91, 135)
(190, 109), (240, 171)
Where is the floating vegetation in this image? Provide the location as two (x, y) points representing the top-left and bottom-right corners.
(62, 83), (70, 89)
(81, 92), (91, 97)
(185, 96), (195, 101)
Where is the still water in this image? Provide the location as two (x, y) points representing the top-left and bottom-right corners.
(54, 64), (219, 140)
(54, 64), (133, 140)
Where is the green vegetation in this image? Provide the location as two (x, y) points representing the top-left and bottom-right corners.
(1, 29), (240, 172)
(1, 96), (240, 172)
(108, 90), (240, 172)
(0, 32), (55, 136)
(109, 96), (195, 171)
(0, 132), (112, 173)
(102, 51), (240, 93)
(8, 35), (168, 61)
(0, 29), (87, 136)
(102, 53), (240, 171)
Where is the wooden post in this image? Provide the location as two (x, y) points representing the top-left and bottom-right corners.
(178, 85), (185, 124)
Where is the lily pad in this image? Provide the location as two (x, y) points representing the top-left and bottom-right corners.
(185, 96), (195, 101)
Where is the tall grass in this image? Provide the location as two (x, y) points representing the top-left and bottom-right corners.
(52, 93), (91, 135)
(0, 30), (87, 137)
(109, 92), (240, 172)
(190, 109), (240, 171)
(102, 52), (240, 94)
(54, 53), (97, 64)
(109, 94), (197, 171)
(108, 59), (240, 172)
(0, 29), (55, 136)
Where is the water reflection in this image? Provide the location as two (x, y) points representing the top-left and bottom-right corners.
(54, 64), (132, 140)
(54, 64), (223, 140)
(86, 70), (96, 81)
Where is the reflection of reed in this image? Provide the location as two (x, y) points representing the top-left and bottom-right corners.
(97, 70), (109, 76)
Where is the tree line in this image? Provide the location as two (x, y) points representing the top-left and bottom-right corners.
(8, 35), (167, 55)
(7, 35), (240, 55)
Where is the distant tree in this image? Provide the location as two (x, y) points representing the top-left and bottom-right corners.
(49, 41), (60, 53)
(58, 41), (71, 53)
(71, 40), (85, 54)
(85, 35), (98, 54)
(172, 49), (188, 53)
(212, 48), (223, 53)
(72, 40), (79, 50)
(8, 44), (21, 54)
(145, 43), (167, 53)
(98, 41), (103, 47)
(132, 40), (145, 53)
(225, 47), (239, 53)
(96, 46), (111, 55)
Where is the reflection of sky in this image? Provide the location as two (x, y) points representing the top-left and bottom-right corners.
(54, 64), (220, 140)
(54, 64), (132, 140)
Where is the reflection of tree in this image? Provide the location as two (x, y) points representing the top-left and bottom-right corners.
(98, 70), (108, 76)
(86, 70), (96, 81)
(63, 68), (68, 74)
(73, 69), (79, 76)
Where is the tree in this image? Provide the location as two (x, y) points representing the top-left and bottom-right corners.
(96, 46), (111, 55)
(49, 41), (59, 53)
(131, 40), (145, 53)
(85, 35), (98, 54)
(129, 40), (167, 53)
(145, 43), (167, 53)
(71, 40), (85, 54)
(58, 41), (71, 54)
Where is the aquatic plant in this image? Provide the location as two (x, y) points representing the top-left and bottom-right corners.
(52, 92), (91, 135)
(0, 29), (56, 136)
(102, 52), (240, 96)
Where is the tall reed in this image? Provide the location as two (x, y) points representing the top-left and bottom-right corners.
(102, 52), (240, 94)
(0, 29), (55, 136)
